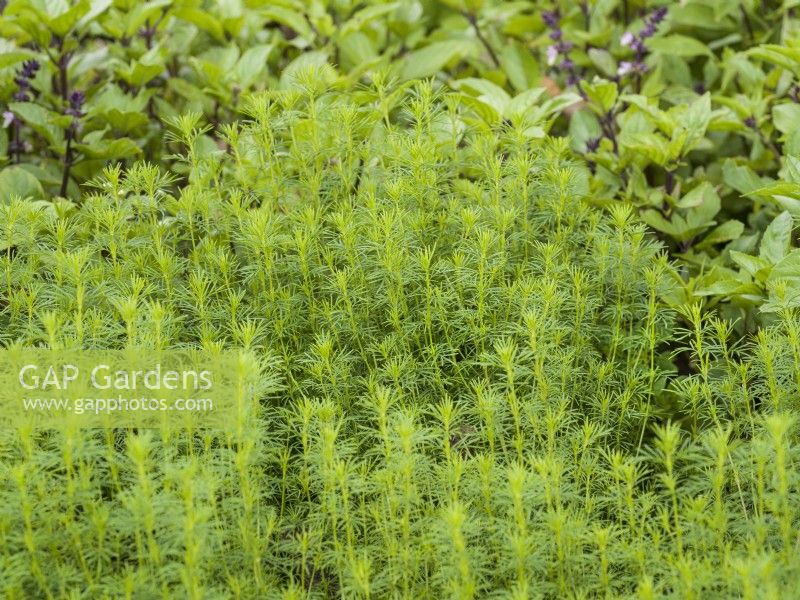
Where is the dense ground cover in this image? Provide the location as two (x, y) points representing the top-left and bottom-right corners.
(1, 1), (800, 598)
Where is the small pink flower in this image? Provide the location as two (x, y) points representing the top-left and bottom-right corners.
(2, 111), (14, 128)
(620, 31), (635, 47)
(617, 61), (633, 76)
(546, 45), (559, 66)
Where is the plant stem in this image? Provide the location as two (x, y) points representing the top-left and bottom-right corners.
(665, 169), (675, 195)
(13, 120), (21, 163)
(58, 48), (69, 102)
(465, 12), (500, 67)
(600, 112), (619, 155)
(61, 130), (73, 198)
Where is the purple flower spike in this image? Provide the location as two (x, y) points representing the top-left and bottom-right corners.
(556, 40), (574, 53)
(21, 60), (40, 79)
(65, 91), (86, 121)
(12, 59), (41, 103)
(541, 6), (581, 87)
(651, 7), (668, 23)
(69, 91), (85, 109)
(640, 7), (668, 40)
(541, 9), (560, 28)
(641, 22), (657, 38)
(630, 38), (647, 54)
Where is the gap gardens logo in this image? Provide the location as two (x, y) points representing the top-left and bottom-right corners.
(0, 349), (259, 429)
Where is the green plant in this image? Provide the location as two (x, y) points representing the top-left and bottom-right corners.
(2, 2), (800, 598)
(1, 75), (799, 598)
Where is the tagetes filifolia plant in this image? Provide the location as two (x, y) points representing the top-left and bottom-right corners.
(1, 73), (799, 598)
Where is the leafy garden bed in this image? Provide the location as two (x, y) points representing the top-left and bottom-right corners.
(1, 1), (800, 598)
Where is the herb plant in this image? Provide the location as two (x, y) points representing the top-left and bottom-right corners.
(1, 2), (800, 598)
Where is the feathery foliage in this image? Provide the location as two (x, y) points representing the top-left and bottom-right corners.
(1, 75), (799, 598)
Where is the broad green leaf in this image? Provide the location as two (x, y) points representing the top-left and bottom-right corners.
(670, 3), (728, 31)
(749, 45), (800, 74)
(781, 156), (800, 184)
(261, 6), (313, 41)
(70, 46), (109, 78)
(642, 182), (720, 242)
(677, 182), (714, 209)
(0, 50), (37, 69)
(649, 35), (712, 57)
(540, 92), (583, 116)
(192, 46), (240, 84)
(773, 195), (800, 218)
(0, 166), (45, 203)
(759, 211), (793, 264)
(398, 40), (475, 81)
(682, 93), (711, 139)
(731, 250), (771, 279)
(696, 220), (744, 249)
(235, 44), (274, 88)
(458, 96), (503, 125)
(709, 33), (743, 50)
(722, 160), (768, 197)
(453, 78), (510, 117)
(174, 8), (226, 42)
(640, 209), (678, 237)
(500, 42), (539, 93)
(338, 33), (377, 72)
(620, 94), (672, 134)
(74, 138), (141, 160)
(117, 57), (165, 87)
(340, 2), (399, 36)
(48, 0), (90, 37)
(694, 279), (761, 297)
(99, 109), (150, 132)
(624, 133), (671, 166)
(766, 249), (800, 300)
(504, 87), (548, 119)
(8, 102), (62, 147)
(773, 103), (800, 135)
(76, 0), (112, 29)
(587, 49), (617, 78)
(787, 130), (800, 155)
(582, 79), (618, 113)
(279, 51), (331, 89)
(688, 184), (721, 225)
(721, 52), (764, 91)
(123, 0), (174, 37)
(750, 182), (800, 200)
(568, 108), (602, 153)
